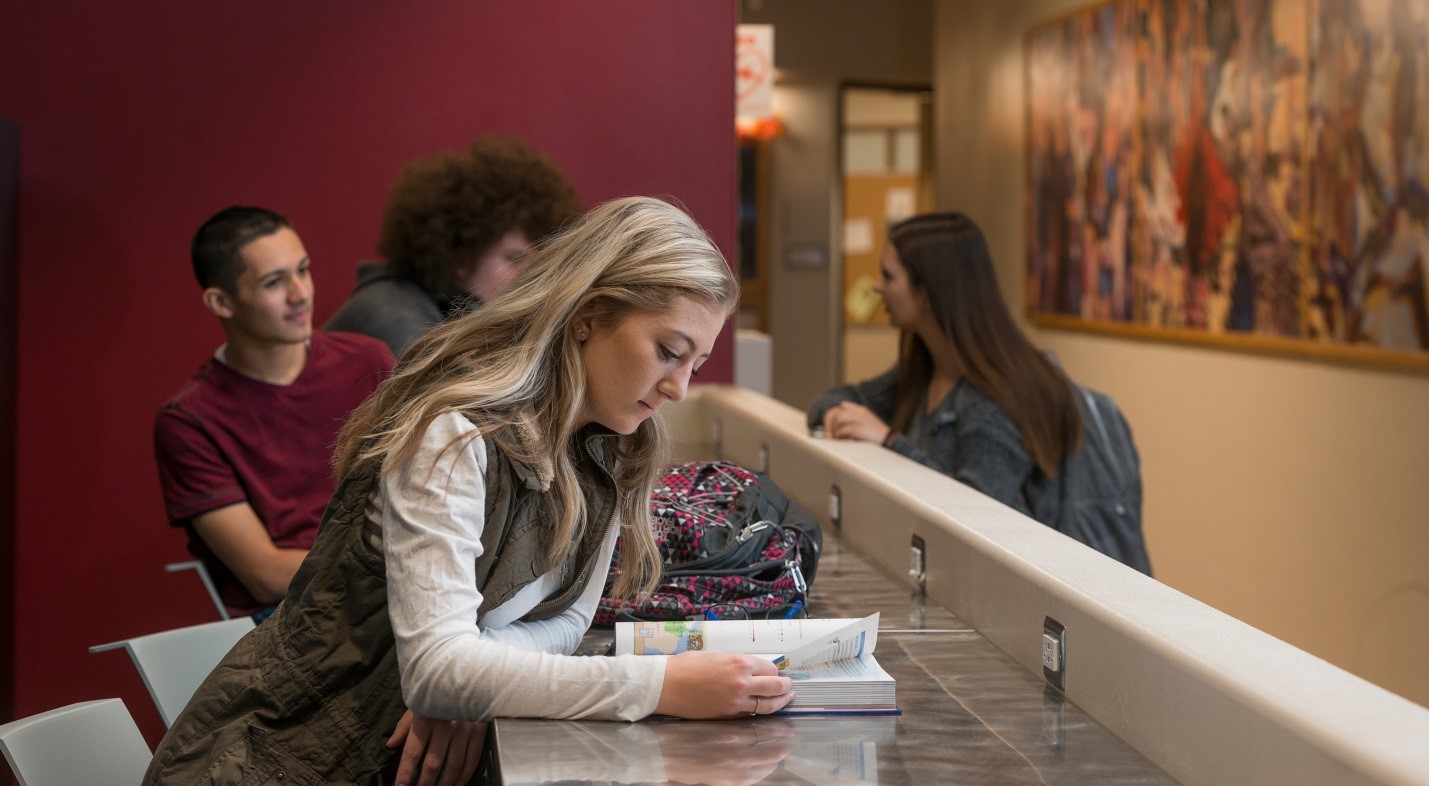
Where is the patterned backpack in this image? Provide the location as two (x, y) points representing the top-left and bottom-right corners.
(595, 461), (822, 624)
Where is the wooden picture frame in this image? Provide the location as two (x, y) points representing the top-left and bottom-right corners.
(1025, 0), (1429, 373)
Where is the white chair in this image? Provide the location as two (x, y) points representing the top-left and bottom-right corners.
(0, 699), (151, 785)
(89, 617), (256, 727)
(165, 559), (231, 620)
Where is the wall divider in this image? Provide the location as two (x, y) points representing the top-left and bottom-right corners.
(669, 385), (1429, 786)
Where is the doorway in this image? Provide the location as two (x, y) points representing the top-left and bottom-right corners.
(838, 84), (934, 383)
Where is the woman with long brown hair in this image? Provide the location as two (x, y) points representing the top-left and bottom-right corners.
(810, 212), (1085, 519)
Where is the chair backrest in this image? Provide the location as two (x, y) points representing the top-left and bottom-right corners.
(89, 617), (256, 727)
(0, 698), (151, 786)
(164, 560), (231, 620)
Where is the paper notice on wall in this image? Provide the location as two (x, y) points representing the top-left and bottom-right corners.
(845, 274), (883, 325)
(736, 25), (774, 119)
(784, 241), (828, 270)
(844, 218), (874, 255)
(885, 187), (915, 223)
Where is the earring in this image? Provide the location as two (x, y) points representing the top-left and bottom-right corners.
(575, 327), (588, 340)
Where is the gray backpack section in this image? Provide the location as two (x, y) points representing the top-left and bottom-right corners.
(1053, 386), (1151, 575)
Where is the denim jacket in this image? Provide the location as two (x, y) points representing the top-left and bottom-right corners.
(807, 368), (1063, 525)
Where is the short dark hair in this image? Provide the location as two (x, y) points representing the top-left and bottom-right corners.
(191, 206), (294, 292)
(377, 136), (580, 297)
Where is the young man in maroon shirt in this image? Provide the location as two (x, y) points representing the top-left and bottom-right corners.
(155, 206), (394, 618)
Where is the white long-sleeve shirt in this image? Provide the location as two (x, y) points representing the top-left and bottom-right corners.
(381, 411), (665, 722)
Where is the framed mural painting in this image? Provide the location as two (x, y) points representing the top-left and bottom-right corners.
(1025, 0), (1429, 373)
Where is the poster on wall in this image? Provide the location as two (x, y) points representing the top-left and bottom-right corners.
(1025, 0), (1429, 372)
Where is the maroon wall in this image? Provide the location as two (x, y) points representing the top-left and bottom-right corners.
(0, 1), (736, 745)
(0, 119), (17, 726)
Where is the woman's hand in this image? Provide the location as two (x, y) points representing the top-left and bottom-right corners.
(386, 709), (488, 786)
(658, 718), (796, 786)
(822, 401), (892, 444)
(654, 651), (795, 719)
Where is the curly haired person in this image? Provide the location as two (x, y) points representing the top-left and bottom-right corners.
(326, 136), (581, 357)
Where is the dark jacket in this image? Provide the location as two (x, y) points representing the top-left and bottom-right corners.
(809, 370), (1150, 574)
(142, 423), (617, 785)
(808, 370), (1063, 523)
(323, 261), (454, 359)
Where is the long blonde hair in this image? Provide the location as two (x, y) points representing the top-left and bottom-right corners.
(335, 196), (739, 598)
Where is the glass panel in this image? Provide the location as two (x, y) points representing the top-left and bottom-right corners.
(892, 128), (920, 173)
(843, 130), (888, 174)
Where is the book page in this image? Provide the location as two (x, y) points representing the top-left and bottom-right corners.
(775, 613), (880, 670)
(613, 618), (862, 657)
(782, 654), (892, 683)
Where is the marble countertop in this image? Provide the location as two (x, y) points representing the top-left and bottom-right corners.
(492, 536), (1176, 785)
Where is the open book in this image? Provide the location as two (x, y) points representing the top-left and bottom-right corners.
(613, 613), (897, 715)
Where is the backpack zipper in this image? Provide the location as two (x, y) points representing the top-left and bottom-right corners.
(736, 520), (772, 542)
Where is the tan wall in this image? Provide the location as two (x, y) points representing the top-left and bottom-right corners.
(842, 325), (899, 383)
(741, 0), (932, 409)
(934, 0), (1429, 707)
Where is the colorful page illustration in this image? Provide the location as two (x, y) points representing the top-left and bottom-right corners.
(613, 617), (865, 658)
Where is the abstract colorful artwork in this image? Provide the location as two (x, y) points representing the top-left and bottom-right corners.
(1026, 0), (1429, 367)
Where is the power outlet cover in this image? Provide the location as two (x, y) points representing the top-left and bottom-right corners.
(1042, 616), (1066, 691)
(908, 534), (926, 594)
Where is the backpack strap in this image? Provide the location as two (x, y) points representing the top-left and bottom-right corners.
(1078, 386), (1129, 487)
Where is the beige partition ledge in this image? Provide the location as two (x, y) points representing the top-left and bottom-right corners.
(668, 385), (1429, 786)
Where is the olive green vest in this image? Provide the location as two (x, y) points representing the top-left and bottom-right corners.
(143, 427), (618, 785)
